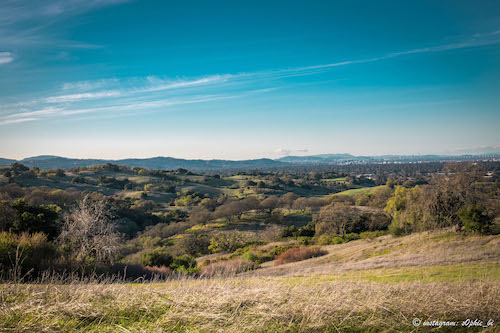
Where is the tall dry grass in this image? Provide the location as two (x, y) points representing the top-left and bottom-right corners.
(1, 276), (498, 332)
(1, 229), (498, 332)
(199, 259), (256, 278)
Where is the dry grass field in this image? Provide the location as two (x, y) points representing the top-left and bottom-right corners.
(1, 229), (499, 332)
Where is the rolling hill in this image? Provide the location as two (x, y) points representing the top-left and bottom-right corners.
(0, 152), (498, 171)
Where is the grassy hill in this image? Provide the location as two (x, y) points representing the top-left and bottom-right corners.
(1, 229), (498, 332)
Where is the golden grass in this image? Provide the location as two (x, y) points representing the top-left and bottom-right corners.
(1, 277), (498, 332)
(247, 229), (500, 278)
(1, 229), (499, 332)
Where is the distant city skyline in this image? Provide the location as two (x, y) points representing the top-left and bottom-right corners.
(1, 0), (499, 159)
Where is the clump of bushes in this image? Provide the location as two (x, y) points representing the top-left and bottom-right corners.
(274, 246), (327, 265)
(0, 232), (57, 279)
(269, 244), (297, 257)
(140, 248), (173, 267)
(360, 230), (389, 240)
(170, 254), (197, 274)
(242, 251), (258, 262)
(208, 231), (260, 253)
(458, 204), (493, 234)
(140, 249), (197, 273)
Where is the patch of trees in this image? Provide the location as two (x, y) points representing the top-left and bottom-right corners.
(384, 165), (498, 235)
(0, 198), (61, 240)
(98, 176), (131, 189)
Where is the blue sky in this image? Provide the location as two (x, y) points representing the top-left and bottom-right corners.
(0, 0), (499, 160)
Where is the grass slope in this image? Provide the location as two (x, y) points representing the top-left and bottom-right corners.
(1, 229), (498, 332)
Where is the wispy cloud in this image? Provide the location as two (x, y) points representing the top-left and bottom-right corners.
(5, 107), (63, 119)
(0, 52), (13, 64)
(0, 117), (38, 126)
(45, 91), (121, 103)
(2, 30), (499, 126)
(0, 0), (129, 52)
(141, 75), (233, 93)
(264, 30), (500, 78)
(0, 94), (241, 125)
(62, 79), (119, 91)
(0, 0), (132, 26)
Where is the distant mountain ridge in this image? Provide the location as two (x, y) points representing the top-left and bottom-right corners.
(0, 152), (498, 171)
(1, 156), (288, 171)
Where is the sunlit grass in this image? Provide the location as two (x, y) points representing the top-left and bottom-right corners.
(2, 229), (498, 332)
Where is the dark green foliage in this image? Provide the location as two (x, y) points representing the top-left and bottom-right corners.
(458, 204), (493, 234)
(71, 177), (86, 184)
(140, 248), (173, 267)
(170, 255), (197, 272)
(175, 234), (210, 256)
(10, 163), (29, 172)
(98, 176), (131, 189)
(9, 199), (61, 239)
(269, 244), (297, 257)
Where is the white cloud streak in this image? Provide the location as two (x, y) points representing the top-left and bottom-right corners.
(141, 74), (233, 93)
(0, 52), (13, 64)
(44, 91), (121, 103)
(0, 117), (38, 126)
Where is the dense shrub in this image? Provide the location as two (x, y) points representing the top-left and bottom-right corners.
(458, 204), (493, 234)
(208, 231), (259, 253)
(360, 230), (389, 239)
(140, 248), (173, 267)
(170, 255), (197, 273)
(112, 263), (172, 280)
(242, 251), (258, 262)
(274, 246), (327, 265)
(269, 244), (297, 257)
(0, 232), (58, 278)
(9, 199), (61, 239)
(174, 234), (210, 256)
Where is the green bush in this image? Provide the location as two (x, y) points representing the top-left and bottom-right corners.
(140, 248), (173, 267)
(330, 237), (345, 244)
(458, 204), (493, 234)
(388, 218), (413, 237)
(208, 231), (258, 253)
(316, 234), (332, 245)
(171, 255), (197, 273)
(242, 251), (258, 262)
(344, 233), (361, 241)
(360, 230), (388, 240)
(269, 244), (297, 257)
(10, 199), (61, 239)
(297, 236), (311, 245)
(0, 232), (57, 277)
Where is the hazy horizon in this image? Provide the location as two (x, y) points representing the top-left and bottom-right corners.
(1, 0), (499, 159)
(3, 144), (500, 162)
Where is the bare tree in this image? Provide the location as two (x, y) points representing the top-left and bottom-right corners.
(280, 192), (298, 209)
(316, 203), (359, 239)
(259, 196), (280, 215)
(59, 195), (121, 265)
(293, 197), (327, 212)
